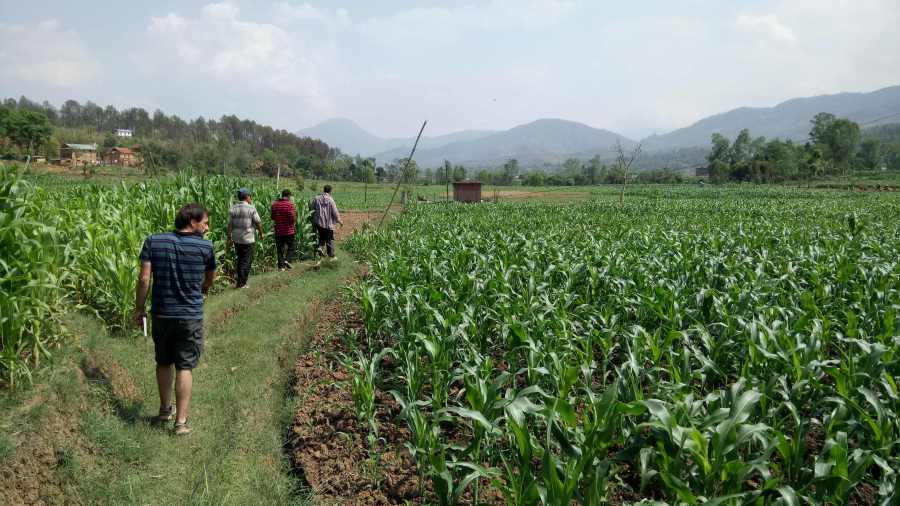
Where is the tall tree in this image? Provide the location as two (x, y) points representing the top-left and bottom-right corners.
(730, 129), (752, 165)
(613, 140), (642, 203)
(501, 158), (519, 185)
(6, 109), (52, 155)
(858, 139), (883, 170)
(708, 133), (731, 165)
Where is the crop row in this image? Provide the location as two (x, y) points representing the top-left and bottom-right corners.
(345, 192), (900, 504)
(1, 167), (315, 386)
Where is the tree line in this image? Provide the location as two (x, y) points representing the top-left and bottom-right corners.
(705, 113), (900, 184)
(0, 96), (332, 177)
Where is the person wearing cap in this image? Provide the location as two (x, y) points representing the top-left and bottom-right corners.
(227, 188), (264, 288)
(270, 189), (297, 270)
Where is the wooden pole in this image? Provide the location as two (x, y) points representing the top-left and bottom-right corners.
(445, 164), (449, 202)
(378, 120), (427, 228)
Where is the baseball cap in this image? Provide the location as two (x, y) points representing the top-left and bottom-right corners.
(238, 187), (251, 199)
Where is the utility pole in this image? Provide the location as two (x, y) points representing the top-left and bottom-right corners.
(445, 164), (449, 202)
(378, 121), (427, 228)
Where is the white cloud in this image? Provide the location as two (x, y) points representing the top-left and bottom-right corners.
(274, 2), (327, 22)
(736, 13), (796, 43)
(135, 2), (334, 112)
(359, 0), (578, 48)
(0, 19), (101, 87)
(272, 2), (352, 31)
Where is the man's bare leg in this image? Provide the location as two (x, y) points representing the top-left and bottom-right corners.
(156, 364), (174, 410)
(175, 369), (193, 424)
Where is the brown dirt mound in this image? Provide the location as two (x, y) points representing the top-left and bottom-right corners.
(287, 297), (424, 505)
(0, 363), (92, 505)
(81, 350), (142, 416)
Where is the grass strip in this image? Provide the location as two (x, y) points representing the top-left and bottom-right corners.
(70, 252), (357, 505)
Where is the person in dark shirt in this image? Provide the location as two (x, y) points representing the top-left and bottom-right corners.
(134, 203), (217, 436)
(270, 189), (298, 270)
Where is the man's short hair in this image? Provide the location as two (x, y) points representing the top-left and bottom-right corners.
(323, 184), (332, 193)
(175, 203), (208, 229)
(281, 189), (292, 198)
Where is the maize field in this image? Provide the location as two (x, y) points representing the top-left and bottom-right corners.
(345, 189), (900, 504)
(1, 166), (315, 386)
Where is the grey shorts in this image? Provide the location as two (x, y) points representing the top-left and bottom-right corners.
(151, 317), (204, 370)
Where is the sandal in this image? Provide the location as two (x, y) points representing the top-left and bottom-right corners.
(154, 405), (175, 425)
(173, 420), (192, 436)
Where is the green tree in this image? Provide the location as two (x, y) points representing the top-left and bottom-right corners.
(587, 155), (602, 184)
(826, 119), (861, 176)
(525, 171), (545, 186)
(6, 109), (53, 155)
(708, 133), (731, 165)
(809, 112), (836, 146)
(730, 129), (751, 165)
(364, 166), (377, 184)
(709, 159), (730, 184)
(452, 165), (466, 182)
(102, 134), (117, 150)
(476, 169), (492, 184)
(858, 139), (882, 170)
(501, 158), (519, 185)
(400, 159), (419, 182)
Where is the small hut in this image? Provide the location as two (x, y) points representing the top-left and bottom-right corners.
(60, 143), (98, 165)
(105, 147), (137, 166)
(453, 181), (482, 203)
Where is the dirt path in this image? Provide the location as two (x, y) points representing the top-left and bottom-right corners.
(334, 210), (376, 241)
(0, 216), (384, 504)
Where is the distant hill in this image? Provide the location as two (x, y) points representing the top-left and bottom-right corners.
(299, 85), (900, 170)
(295, 118), (495, 157)
(642, 85), (900, 151)
(296, 118), (388, 156)
(376, 118), (635, 168)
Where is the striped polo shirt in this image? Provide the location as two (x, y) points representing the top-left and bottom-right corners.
(140, 231), (217, 320)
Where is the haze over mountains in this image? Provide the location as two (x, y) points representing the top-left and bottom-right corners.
(298, 86), (900, 169)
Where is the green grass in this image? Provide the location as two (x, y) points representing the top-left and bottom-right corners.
(62, 251), (357, 504)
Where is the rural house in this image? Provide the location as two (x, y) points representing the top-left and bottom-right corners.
(104, 147), (138, 166)
(60, 143), (98, 165)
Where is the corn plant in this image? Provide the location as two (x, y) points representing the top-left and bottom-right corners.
(344, 188), (900, 503)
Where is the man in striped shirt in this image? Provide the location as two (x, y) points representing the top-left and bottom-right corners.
(227, 188), (264, 288)
(134, 203), (216, 435)
(270, 189), (297, 270)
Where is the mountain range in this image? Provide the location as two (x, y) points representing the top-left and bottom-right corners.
(297, 85), (900, 169)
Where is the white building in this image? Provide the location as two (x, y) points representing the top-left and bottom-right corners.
(115, 128), (133, 138)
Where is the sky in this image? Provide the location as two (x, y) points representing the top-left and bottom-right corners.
(1, 0), (899, 140)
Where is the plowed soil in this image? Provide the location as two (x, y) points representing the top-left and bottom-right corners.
(334, 211), (377, 242)
(287, 297), (424, 505)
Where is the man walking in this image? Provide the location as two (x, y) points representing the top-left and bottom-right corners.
(227, 188), (264, 288)
(134, 203), (216, 435)
(270, 189), (297, 270)
(310, 184), (342, 259)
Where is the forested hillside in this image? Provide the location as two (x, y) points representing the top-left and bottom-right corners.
(0, 96), (331, 177)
